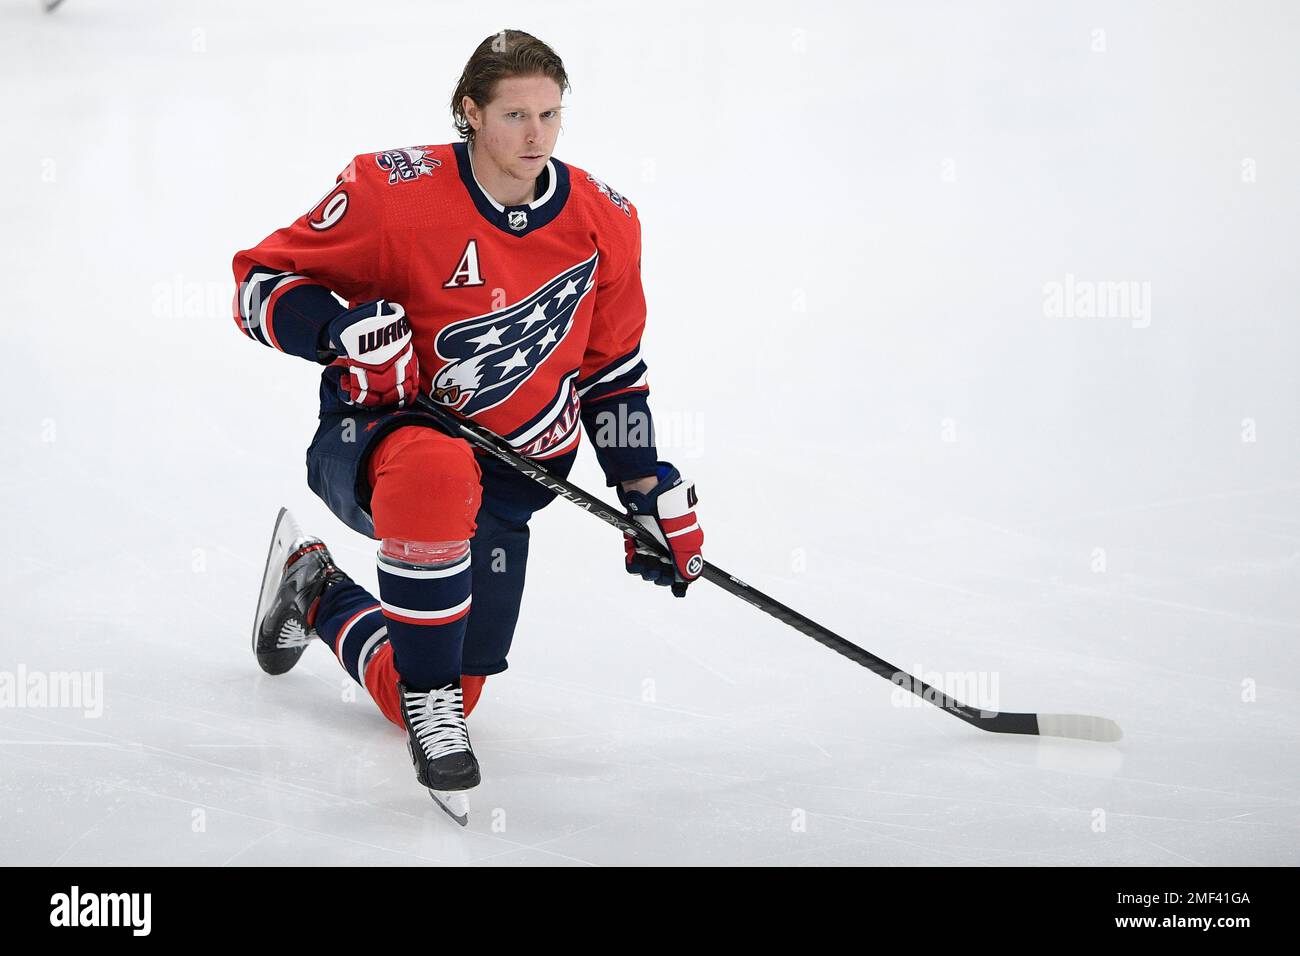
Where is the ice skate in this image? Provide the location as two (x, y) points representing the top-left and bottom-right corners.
(398, 681), (480, 826)
(251, 507), (345, 675)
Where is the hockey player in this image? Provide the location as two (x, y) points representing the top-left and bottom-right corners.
(231, 30), (705, 820)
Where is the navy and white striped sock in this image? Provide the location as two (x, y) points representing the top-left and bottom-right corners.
(375, 547), (473, 691)
(313, 576), (388, 686)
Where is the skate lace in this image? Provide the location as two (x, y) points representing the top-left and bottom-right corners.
(405, 686), (470, 761)
(277, 619), (313, 649)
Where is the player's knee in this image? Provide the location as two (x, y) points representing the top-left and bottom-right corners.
(368, 426), (482, 541)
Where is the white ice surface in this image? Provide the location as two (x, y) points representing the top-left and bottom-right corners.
(1, 0), (1297, 865)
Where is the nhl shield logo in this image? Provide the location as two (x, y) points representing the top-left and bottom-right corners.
(432, 252), (598, 417)
(507, 210), (528, 231)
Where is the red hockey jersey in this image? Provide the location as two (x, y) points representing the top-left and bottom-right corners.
(232, 143), (652, 465)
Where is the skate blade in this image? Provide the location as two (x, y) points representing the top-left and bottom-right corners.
(429, 789), (470, 827)
(251, 507), (305, 655)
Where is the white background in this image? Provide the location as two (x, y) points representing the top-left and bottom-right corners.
(1, 0), (1297, 865)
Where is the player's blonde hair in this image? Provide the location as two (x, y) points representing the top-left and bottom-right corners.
(451, 30), (570, 143)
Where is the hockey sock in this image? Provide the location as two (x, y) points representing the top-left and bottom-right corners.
(375, 538), (473, 692)
(356, 653), (486, 727)
(310, 567), (484, 727)
(462, 674), (486, 717)
(311, 573), (388, 686)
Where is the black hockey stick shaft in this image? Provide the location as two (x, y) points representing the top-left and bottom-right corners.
(412, 395), (1117, 740)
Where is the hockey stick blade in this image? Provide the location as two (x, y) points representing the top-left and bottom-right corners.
(1031, 713), (1123, 743)
(411, 394), (1122, 743)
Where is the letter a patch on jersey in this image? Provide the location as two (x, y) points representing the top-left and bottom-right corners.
(444, 240), (485, 288)
(432, 253), (597, 416)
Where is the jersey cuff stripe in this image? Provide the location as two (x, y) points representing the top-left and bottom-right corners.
(232, 290), (270, 347)
(259, 275), (313, 352)
(577, 347), (642, 393)
(581, 379), (649, 405)
(580, 367), (648, 401)
(238, 269), (316, 353)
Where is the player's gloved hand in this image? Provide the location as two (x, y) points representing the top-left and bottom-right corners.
(323, 299), (419, 408)
(616, 462), (704, 598)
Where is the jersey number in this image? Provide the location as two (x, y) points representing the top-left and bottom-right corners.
(308, 184), (349, 231)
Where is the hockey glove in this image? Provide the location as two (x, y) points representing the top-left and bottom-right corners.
(324, 299), (419, 408)
(616, 462), (704, 598)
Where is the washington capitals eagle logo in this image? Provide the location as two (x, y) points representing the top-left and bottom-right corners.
(432, 253), (598, 416)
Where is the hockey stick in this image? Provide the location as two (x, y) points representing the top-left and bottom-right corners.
(413, 394), (1121, 743)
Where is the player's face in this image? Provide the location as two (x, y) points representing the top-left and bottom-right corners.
(467, 74), (563, 182)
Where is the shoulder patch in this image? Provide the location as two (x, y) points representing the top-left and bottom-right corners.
(585, 173), (633, 217)
(373, 146), (443, 186)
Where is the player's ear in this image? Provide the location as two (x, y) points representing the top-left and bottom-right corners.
(462, 95), (481, 131)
